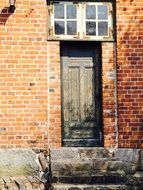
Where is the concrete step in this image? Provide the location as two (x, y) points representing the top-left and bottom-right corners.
(52, 172), (126, 184)
(50, 148), (112, 161)
(51, 158), (135, 176)
(49, 148), (142, 189)
(52, 183), (129, 190)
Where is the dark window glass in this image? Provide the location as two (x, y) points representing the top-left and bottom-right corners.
(67, 4), (76, 19)
(54, 4), (64, 19)
(67, 21), (77, 35)
(55, 21), (65, 35)
(86, 22), (96, 35)
(98, 5), (108, 20)
(98, 21), (108, 36)
(86, 5), (96, 19)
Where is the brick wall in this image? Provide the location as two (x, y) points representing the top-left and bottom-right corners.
(117, 0), (143, 148)
(0, 0), (142, 149)
(0, 0), (48, 148)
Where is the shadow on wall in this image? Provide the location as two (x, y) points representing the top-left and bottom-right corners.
(0, 7), (12, 25)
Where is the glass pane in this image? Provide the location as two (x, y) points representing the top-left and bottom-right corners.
(55, 21), (65, 35)
(98, 22), (108, 36)
(86, 22), (96, 36)
(86, 5), (96, 19)
(98, 5), (108, 20)
(54, 4), (64, 19)
(67, 21), (77, 35)
(67, 4), (76, 19)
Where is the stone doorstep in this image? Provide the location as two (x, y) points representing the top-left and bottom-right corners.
(50, 148), (140, 167)
(52, 184), (129, 190)
(51, 159), (136, 175)
(50, 148), (112, 161)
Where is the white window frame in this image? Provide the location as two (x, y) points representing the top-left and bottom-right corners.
(48, 1), (114, 41)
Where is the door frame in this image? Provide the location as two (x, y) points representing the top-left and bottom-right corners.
(60, 41), (103, 147)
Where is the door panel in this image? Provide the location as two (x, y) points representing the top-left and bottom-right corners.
(61, 42), (102, 147)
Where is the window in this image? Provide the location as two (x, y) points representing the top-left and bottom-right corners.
(48, 1), (114, 41)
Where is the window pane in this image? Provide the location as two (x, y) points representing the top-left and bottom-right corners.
(86, 22), (96, 36)
(98, 5), (108, 20)
(86, 5), (96, 19)
(54, 4), (64, 19)
(67, 21), (77, 35)
(98, 22), (108, 36)
(67, 4), (76, 19)
(55, 21), (65, 35)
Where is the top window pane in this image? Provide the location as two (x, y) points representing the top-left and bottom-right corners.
(86, 5), (96, 19)
(98, 5), (108, 20)
(66, 4), (77, 19)
(54, 4), (64, 19)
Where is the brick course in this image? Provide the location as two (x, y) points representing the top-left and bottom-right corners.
(0, 0), (143, 148)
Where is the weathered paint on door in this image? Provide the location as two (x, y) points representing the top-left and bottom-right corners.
(61, 42), (102, 147)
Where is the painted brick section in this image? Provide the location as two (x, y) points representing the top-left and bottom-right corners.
(0, 0), (48, 148)
(117, 0), (143, 148)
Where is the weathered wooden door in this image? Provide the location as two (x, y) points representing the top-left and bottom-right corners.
(61, 42), (102, 147)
